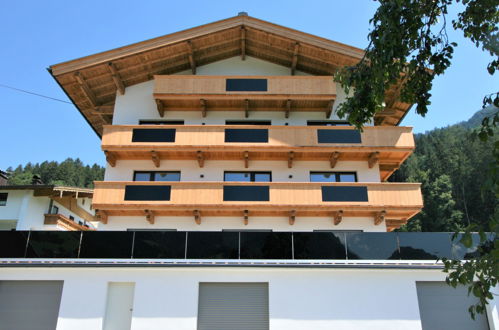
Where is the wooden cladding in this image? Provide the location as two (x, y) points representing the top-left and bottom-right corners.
(92, 181), (423, 222)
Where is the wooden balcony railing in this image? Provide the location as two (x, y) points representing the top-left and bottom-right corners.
(92, 181), (422, 229)
(102, 125), (415, 180)
(153, 75), (336, 116)
(43, 214), (95, 231)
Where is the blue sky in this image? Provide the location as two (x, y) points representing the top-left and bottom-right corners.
(0, 0), (497, 169)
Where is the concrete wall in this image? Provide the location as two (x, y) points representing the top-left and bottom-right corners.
(1, 266), (491, 330)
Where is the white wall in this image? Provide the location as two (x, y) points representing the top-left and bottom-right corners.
(104, 160), (380, 182)
(1, 266), (488, 330)
(0, 190), (26, 221)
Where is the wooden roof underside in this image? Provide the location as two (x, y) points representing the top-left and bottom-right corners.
(49, 15), (412, 137)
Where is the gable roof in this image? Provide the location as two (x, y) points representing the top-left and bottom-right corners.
(49, 14), (411, 137)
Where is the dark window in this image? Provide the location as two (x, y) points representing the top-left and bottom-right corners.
(69, 215), (75, 221)
(131, 128), (176, 142)
(0, 193), (7, 206)
(226, 78), (268, 92)
(225, 129), (268, 143)
(226, 120), (271, 126)
(124, 185), (171, 201)
(223, 186), (270, 201)
(133, 171), (181, 182)
(310, 172), (357, 182)
(317, 129), (362, 143)
(51, 206), (59, 214)
(224, 172), (272, 182)
(321, 186), (368, 202)
(139, 120), (184, 125)
(307, 120), (351, 126)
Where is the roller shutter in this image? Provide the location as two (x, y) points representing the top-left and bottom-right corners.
(197, 282), (269, 330)
(0, 281), (63, 330)
(416, 281), (489, 330)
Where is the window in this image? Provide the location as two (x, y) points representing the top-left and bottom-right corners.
(310, 172), (357, 182)
(51, 205), (59, 214)
(0, 193), (7, 206)
(139, 120), (184, 125)
(226, 120), (271, 125)
(133, 171), (180, 181)
(224, 172), (272, 182)
(307, 120), (351, 126)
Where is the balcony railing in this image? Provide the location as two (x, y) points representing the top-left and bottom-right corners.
(0, 231), (491, 261)
(43, 214), (94, 231)
(92, 182), (422, 226)
(102, 125), (415, 180)
(153, 75), (336, 115)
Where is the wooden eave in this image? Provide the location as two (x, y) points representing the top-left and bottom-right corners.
(0, 185), (93, 198)
(49, 15), (412, 137)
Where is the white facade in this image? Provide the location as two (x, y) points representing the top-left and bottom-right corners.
(0, 188), (94, 230)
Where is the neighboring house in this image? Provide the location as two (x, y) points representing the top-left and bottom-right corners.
(0, 13), (496, 330)
(0, 183), (96, 231)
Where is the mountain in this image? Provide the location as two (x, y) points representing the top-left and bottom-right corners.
(456, 105), (498, 129)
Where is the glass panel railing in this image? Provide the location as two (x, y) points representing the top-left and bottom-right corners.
(186, 232), (239, 259)
(398, 232), (452, 260)
(240, 232), (292, 259)
(346, 232), (400, 260)
(223, 186), (270, 201)
(224, 129), (268, 143)
(451, 233), (496, 260)
(79, 231), (134, 259)
(293, 232), (347, 259)
(321, 186), (368, 202)
(0, 231), (28, 258)
(124, 185), (171, 201)
(226, 78), (268, 92)
(0, 231), (493, 261)
(26, 231), (80, 258)
(131, 128), (176, 142)
(317, 129), (361, 143)
(132, 231), (186, 259)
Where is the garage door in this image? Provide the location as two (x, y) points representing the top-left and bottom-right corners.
(416, 281), (489, 330)
(197, 282), (269, 330)
(0, 281), (63, 330)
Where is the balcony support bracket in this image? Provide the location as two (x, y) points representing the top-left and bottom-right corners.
(244, 99), (250, 118)
(326, 100), (334, 118)
(197, 150), (205, 168)
(145, 210), (155, 224)
(200, 99), (207, 117)
(368, 152), (380, 168)
(194, 210), (201, 225)
(374, 210), (386, 225)
(288, 151), (294, 168)
(244, 151), (249, 168)
(151, 151), (160, 168)
(289, 210), (296, 225)
(243, 210), (249, 225)
(155, 99), (165, 117)
(329, 152), (340, 168)
(104, 151), (117, 167)
(333, 210), (344, 225)
(96, 210), (108, 224)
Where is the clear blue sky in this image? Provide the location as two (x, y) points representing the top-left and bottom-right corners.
(0, 0), (497, 169)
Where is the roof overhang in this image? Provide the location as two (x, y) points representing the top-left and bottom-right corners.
(0, 185), (93, 198)
(49, 14), (412, 137)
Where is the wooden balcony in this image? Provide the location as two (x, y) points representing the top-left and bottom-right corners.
(44, 214), (95, 231)
(102, 125), (415, 180)
(92, 181), (422, 230)
(153, 75), (336, 117)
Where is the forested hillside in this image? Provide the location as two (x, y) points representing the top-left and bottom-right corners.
(5, 158), (104, 188)
(391, 107), (498, 232)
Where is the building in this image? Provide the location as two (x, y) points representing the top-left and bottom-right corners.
(0, 14), (496, 330)
(0, 179), (96, 231)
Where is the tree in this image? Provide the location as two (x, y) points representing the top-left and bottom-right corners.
(334, 0), (498, 318)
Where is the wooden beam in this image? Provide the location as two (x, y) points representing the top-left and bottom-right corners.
(108, 62), (125, 95)
(96, 210), (108, 224)
(151, 151), (160, 168)
(156, 99), (165, 117)
(145, 209), (155, 224)
(240, 26), (246, 60)
(288, 151), (294, 168)
(197, 150), (205, 168)
(194, 210), (201, 225)
(244, 99), (249, 118)
(243, 210), (249, 225)
(92, 105), (114, 115)
(186, 41), (196, 74)
(104, 151), (116, 167)
(374, 210), (386, 225)
(200, 99), (207, 117)
(291, 42), (300, 75)
(244, 151), (249, 168)
(329, 152), (340, 168)
(285, 99), (291, 118)
(326, 99), (334, 118)
(289, 210), (296, 225)
(74, 72), (99, 107)
(368, 152), (380, 168)
(333, 210), (343, 225)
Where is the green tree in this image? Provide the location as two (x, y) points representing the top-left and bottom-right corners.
(335, 0), (498, 318)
